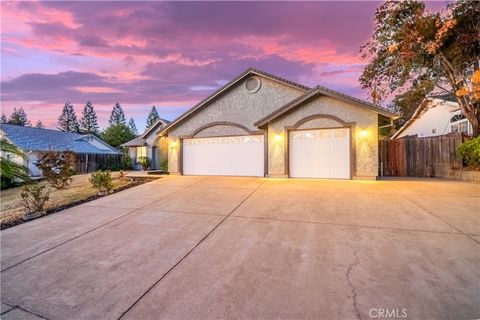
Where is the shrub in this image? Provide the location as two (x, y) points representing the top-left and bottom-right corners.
(160, 159), (168, 173)
(137, 156), (151, 171)
(457, 136), (480, 169)
(121, 152), (133, 170)
(35, 151), (76, 189)
(20, 184), (50, 214)
(89, 170), (114, 194)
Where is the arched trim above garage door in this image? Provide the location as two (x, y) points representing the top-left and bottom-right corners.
(189, 121), (262, 138)
(290, 114), (353, 130)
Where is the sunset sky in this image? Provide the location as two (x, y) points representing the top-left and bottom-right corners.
(1, 1), (447, 132)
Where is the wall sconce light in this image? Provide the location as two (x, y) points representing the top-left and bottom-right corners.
(274, 134), (282, 142)
(359, 130), (368, 138)
(170, 141), (178, 149)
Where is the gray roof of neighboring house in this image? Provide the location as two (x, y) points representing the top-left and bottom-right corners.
(122, 118), (171, 147)
(121, 137), (146, 147)
(0, 124), (120, 154)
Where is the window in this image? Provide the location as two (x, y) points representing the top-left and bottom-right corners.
(136, 146), (147, 159)
(245, 76), (262, 93)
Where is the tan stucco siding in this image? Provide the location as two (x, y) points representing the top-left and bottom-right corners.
(167, 76), (305, 173)
(267, 95), (379, 178)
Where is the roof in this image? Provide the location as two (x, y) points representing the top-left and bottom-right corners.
(254, 86), (399, 127)
(391, 98), (458, 139)
(121, 137), (146, 147)
(0, 124), (120, 154)
(140, 118), (170, 139)
(158, 67), (311, 135)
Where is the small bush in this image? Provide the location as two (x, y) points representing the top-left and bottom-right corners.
(457, 136), (480, 169)
(121, 149), (133, 170)
(160, 159), (168, 173)
(90, 170), (114, 194)
(35, 151), (76, 189)
(20, 184), (50, 214)
(137, 156), (151, 171)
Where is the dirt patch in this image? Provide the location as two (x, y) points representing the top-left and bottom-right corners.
(1, 175), (159, 230)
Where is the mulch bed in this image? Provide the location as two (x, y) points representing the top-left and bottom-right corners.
(0, 176), (159, 230)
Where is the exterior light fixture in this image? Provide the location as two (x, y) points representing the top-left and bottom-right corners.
(359, 130), (368, 138)
(171, 141), (178, 148)
(274, 134), (282, 141)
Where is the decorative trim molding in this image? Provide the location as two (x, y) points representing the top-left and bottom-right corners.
(188, 121), (261, 138)
(289, 114), (353, 129)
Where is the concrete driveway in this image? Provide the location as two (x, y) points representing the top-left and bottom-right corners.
(1, 176), (479, 320)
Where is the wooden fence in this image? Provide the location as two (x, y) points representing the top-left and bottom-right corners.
(74, 153), (122, 174)
(379, 133), (466, 177)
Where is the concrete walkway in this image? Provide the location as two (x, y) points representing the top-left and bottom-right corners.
(1, 176), (479, 320)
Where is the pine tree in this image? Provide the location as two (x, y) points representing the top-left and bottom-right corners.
(128, 118), (138, 135)
(109, 102), (126, 126)
(80, 101), (99, 134)
(145, 106), (160, 129)
(35, 120), (45, 129)
(57, 102), (79, 132)
(8, 107), (30, 126)
(0, 113), (7, 124)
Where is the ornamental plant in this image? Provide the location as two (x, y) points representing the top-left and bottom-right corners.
(89, 170), (114, 195)
(20, 184), (50, 215)
(137, 156), (151, 171)
(35, 151), (76, 189)
(457, 136), (480, 169)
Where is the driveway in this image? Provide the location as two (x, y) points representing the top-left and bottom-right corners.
(1, 176), (479, 320)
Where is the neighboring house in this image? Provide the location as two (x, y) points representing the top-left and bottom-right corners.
(121, 118), (170, 170)
(158, 67), (398, 180)
(0, 124), (121, 176)
(392, 97), (473, 139)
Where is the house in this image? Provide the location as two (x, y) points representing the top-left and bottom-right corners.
(121, 118), (170, 170)
(157, 67), (398, 180)
(392, 97), (472, 139)
(0, 124), (121, 176)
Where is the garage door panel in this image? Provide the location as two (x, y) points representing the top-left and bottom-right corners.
(183, 135), (264, 177)
(289, 128), (350, 179)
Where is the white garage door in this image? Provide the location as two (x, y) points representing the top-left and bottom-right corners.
(289, 128), (350, 179)
(183, 135), (264, 177)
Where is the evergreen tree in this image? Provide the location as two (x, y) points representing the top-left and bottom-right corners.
(128, 118), (138, 135)
(109, 102), (126, 126)
(0, 113), (7, 124)
(35, 120), (45, 129)
(8, 107), (30, 126)
(57, 102), (79, 132)
(145, 106), (160, 129)
(80, 101), (99, 134)
(101, 124), (136, 149)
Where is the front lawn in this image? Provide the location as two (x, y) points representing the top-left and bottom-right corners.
(1, 173), (157, 229)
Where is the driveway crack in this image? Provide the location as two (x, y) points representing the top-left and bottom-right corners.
(346, 250), (361, 320)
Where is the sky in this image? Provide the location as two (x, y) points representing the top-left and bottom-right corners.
(0, 1), (448, 132)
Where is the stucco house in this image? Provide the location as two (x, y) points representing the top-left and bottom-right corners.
(158, 68), (398, 180)
(122, 118), (170, 170)
(0, 124), (121, 176)
(392, 97), (473, 139)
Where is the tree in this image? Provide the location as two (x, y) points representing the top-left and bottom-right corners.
(0, 138), (30, 188)
(0, 113), (7, 124)
(360, 0), (480, 136)
(8, 107), (30, 126)
(101, 124), (135, 149)
(109, 102), (126, 126)
(128, 118), (138, 135)
(80, 101), (99, 134)
(58, 102), (79, 132)
(145, 106), (160, 129)
(35, 120), (45, 129)
(35, 151), (76, 189)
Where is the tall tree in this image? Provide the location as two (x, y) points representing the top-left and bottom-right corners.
(8, 107), (30, 126)
(57, 102), (79, 132)
(80, 101), (99, 134)
(0, 113), (7, 124)
(128, 118), (138, 135)
(0, 138), (30, 187)
(101, 124), (135, 149)
(109, 102), (127, 126)
(35, 120), (45, 129)
(360, 0), (480, 136)
(145, 106), (160, 129)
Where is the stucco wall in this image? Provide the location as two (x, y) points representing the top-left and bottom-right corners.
(167, 76), (305, 173)
(267, 95), (379, 178)
(397, 102), (453, 138)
